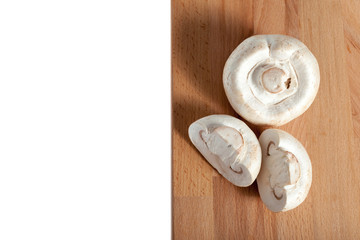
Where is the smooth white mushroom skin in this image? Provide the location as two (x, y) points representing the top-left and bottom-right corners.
(223, 34), (320, 126)
(188, 115), (261, 187)
(257, 129), (312, 212)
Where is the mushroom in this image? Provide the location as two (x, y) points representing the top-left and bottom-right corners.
(257, 129), (312, 212)
(188, 115), (261, 187)
(223, 34), (320, 126)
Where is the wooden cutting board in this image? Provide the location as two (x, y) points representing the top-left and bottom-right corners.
(172, 0), (360, 239)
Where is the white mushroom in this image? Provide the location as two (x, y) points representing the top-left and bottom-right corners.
(223, 34), (320, 126)
(257, 129), (312, 212)
(188, 115), (261, 187)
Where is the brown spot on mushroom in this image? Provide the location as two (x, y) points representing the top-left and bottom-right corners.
(285, 78), (291, 89)
(230, 165), (243, 174)
(267, 141), (275, 156)
(273, 190), (283, 200)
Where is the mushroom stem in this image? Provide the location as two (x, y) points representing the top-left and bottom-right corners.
(267, 145), (301, 199)
(201, 126), (244, 162)
(261, 67), (288, 93)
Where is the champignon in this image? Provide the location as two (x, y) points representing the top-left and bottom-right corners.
(223, 34), (320, 126)
(257, 129), (312, 212)
(188, 115), (261, 187)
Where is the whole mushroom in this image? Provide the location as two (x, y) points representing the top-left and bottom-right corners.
(223, 34), (320, 126)
(257, 129), (312, 212)
(188, 115), (261, 187)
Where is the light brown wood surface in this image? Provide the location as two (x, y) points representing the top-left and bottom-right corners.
(172, 0), (360, 239)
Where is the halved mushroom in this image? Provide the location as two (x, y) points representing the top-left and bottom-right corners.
(257, 129), (312, 212)
(188, 115), (261, 187)
(223, 34), (320, 126)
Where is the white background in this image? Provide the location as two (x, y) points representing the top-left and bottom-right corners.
(0, 1), (170, 239)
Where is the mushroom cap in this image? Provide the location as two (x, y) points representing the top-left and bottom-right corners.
(257, 129), (312, 212)
(223, 34), (320, 126)
(188, 115), (261, 187)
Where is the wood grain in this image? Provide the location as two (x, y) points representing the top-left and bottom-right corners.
(172, 0), (360, 238)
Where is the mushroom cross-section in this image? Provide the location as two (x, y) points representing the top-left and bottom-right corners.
(188, 115), (261, 187)
(257, 129), (312, 212)
(223, 34), (320, 126)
